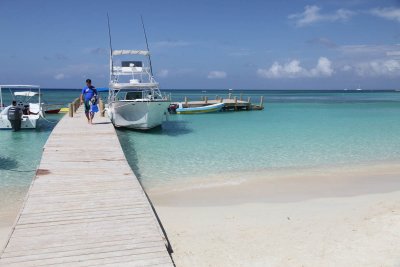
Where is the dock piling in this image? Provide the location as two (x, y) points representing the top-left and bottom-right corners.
(99, 99), (105, 117)
(68, 103), (73, 117)
(234, 96), (238, 111)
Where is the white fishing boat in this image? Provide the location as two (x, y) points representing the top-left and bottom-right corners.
(0, 85), (44, 130)
(106, 19), (170, 130)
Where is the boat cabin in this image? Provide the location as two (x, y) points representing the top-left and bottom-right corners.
(123, 90), (158, 101)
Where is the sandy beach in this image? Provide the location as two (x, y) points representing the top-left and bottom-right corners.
(0, 186), (27, 251)
(151, 162), (400, 267)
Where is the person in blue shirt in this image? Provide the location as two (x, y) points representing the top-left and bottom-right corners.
(80, 79), (98, 124)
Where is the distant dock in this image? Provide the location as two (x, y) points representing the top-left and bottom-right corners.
(173, 93), (265, 111)
(0, 107), (174, 266)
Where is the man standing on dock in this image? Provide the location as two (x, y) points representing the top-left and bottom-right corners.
(80, 79), (98, 124)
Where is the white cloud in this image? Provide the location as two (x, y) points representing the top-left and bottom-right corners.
(289, 5), (354, 27)
(54, 73), (65, 80)
(257, 57), (333, 79)
(353, 59), (400, 77)
(207, 71), (227, 79)
(370, 7), (400, 22)
(310, 57), (334, 76)
(158, 69), (169, 78)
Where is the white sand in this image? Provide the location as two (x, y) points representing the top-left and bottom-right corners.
(0, 186), (27, 251)
(151, 163), (400, 267)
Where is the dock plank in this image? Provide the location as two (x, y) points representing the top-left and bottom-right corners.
(0, 107), (174, 266)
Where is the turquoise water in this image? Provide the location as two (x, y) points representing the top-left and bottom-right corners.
(1, 89), (400, 193)
(0, 89), (79, 191)
(118, 90), (400, 189)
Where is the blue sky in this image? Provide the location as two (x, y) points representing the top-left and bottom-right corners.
(0, 0), (399, 89)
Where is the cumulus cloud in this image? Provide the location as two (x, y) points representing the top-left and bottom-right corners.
(257, 57), (333, 79)
(289, 5), (354, 27)
(207, 71), (227, 79)
(370, 7), (400, 22)
(353, 59), (400, 77)
(54, 73), (65, 80)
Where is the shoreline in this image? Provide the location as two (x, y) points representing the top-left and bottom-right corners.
(149, 160), (400, 206)
(150, 161), (400, 266)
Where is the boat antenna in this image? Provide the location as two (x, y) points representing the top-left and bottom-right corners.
(141, 15), (153, 76)
(107, 13), (114, 71)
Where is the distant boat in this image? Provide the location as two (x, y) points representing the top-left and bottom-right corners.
(356, 85), (362, 91)
(44, 108), (61, 114)
(176, 102), (224, 114)
(228, 88), (233, 91)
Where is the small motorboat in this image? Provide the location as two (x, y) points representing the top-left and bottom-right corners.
(0, 85), (44, 131)
(176, 102), (225, 114)
(43, 103), (63, 114)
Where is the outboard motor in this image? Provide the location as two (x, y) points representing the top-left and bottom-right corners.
(168, 104), (178, 114)
(8, 106), (22, 131)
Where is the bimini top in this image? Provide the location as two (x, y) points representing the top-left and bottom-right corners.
(112, 50), (150, 56)
(14, 91), (40, 97)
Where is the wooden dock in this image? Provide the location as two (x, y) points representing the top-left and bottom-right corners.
(173, 94), (264, 111)
(0, 108), (174, 266)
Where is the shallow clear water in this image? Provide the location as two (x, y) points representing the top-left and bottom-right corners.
(0, 89), (79, 191)
(118, 90), (400, 189)
(1, 89), (400, 192)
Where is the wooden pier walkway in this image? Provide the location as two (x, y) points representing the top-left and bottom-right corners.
(0, 108), (174, 267)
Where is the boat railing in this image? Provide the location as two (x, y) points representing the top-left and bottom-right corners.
(112, 66), (151, 75)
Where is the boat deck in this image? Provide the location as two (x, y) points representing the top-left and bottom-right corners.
(0, 108), (174, 267)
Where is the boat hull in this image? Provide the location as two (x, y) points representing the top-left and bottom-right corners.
(176, 103), (225, 114)
(108, 101), (170, 130)
(0, 115), (39, 129)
